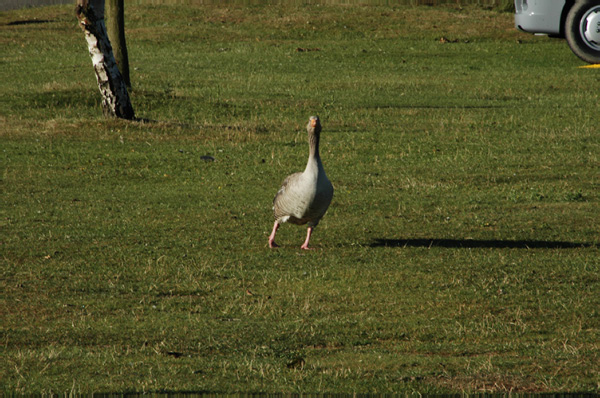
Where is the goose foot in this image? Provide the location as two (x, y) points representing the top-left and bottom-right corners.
(268, 221), (280, 249)
(300, 227), (314, 250)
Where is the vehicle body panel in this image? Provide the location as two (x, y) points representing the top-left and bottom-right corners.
(514, 0), (566, 35)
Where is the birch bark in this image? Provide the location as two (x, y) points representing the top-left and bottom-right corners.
(76, 0), (134, 119)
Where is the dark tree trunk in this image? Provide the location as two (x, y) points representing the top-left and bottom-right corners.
(106, 0), (130, 88)
(76, 0), (134, 119)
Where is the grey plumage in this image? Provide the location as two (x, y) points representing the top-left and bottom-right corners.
(268, 116), (333, 249)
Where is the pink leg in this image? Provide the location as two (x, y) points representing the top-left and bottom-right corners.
(300, 226), (314, 250)
(268, 221), (280, 248)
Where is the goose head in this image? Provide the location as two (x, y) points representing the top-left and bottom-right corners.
(307, 116), (321, 137)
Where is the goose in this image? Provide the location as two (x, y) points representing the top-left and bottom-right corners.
(268, 116), (334, 250)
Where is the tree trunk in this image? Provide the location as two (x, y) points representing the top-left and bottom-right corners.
(76, 0), (134, 119)
(106, 0), (130, 88)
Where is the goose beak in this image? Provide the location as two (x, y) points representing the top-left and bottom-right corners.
(310, 118), (318, 128)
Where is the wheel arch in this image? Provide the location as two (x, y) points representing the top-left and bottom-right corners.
(558, 0), (577, 37)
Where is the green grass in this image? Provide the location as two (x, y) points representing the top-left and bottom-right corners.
(1, 3), (599, 395)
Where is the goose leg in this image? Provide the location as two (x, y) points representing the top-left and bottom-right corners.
(268, 221), (280, 248)
(300, 226), (314, 250)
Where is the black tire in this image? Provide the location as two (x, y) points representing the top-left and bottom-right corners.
(565, 0), (600, 64)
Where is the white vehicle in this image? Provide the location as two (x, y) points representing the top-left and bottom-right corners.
(515, 0), (600, 64)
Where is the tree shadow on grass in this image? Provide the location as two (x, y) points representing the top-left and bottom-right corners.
(370, 238), (598, 249)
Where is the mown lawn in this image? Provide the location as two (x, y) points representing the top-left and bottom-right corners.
(1, 3), (599, 394)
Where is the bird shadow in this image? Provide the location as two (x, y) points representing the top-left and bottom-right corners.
(6, 19), (53, 26)
(370, 238), (597, 249)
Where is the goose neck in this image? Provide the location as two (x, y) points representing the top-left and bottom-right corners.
(308, 131), (320, 159)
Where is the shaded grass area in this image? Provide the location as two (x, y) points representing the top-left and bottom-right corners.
(1, 3), (599, 395)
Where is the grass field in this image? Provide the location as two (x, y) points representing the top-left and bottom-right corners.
(1, 3), (599, 395)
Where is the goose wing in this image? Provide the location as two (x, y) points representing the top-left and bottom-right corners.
(273, 172), (303, 221)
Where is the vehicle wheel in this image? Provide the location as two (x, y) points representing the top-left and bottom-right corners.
(565, 1), (600, 64)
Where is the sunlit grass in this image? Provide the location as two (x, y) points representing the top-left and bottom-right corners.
(1, 3), (599, 395)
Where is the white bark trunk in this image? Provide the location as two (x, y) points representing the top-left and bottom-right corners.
(77, 0), (134, 119)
